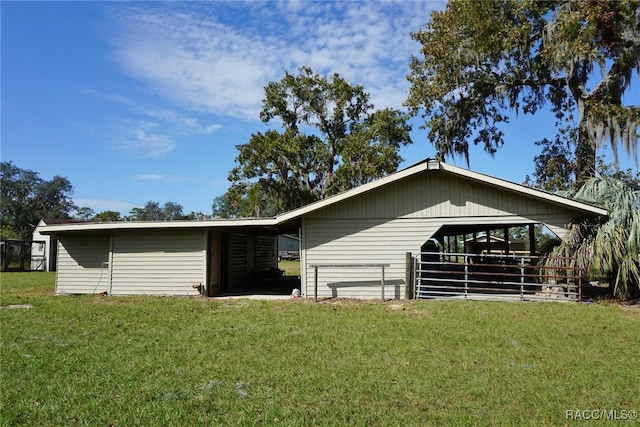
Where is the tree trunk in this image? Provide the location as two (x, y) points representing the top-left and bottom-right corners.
(575, 126), (596, 186)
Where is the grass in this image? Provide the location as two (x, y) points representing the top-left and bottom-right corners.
(278, 260), (300, 277)
(1, 272), (639, 426)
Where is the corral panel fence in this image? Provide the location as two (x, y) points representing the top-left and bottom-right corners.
(414, 251), (581, 301)
(0, 240), (46, 272)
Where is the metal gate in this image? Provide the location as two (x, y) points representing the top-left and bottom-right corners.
(0, 240), (46, 272)
(414, 251), (581, 301)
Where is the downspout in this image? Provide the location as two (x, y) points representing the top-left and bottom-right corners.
(107, 231), (114, 295)
(202, 229), (208, 297)
(299, 223), (305, 297)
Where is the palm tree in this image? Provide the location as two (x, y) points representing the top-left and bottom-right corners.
(547, 176), (640, 299)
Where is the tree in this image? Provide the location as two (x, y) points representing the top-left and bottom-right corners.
(525, 142), (640, 192)
(406, 0), (640, 184)
(162, 202), (185, 220)
(94, 210), (122, 222)
(223, 67), (412, 217)
(212, 188), (251, 219)
(75, 207), (95, 220)
(127, 201), (186, 221)
(524, 129), (579, 192)
(183, 211), (209, 221)
(595, 159), (640, 190)
(1, 161), (77, 239)
(545, 175), (640, 299)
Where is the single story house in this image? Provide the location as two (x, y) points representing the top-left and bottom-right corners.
(31, 219), (82, 271)
(40, 159), (607, 299)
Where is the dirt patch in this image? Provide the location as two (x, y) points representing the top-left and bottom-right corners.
(2, 304), (34, 310)
(313, 297), (411, 306)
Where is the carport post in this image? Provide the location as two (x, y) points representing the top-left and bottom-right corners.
(314, 265), (318, 302)
(405, 252), (413, 299)
(381, 265), (385, 302)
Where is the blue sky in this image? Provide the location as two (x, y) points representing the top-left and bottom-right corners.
(2, 1), (638, 217)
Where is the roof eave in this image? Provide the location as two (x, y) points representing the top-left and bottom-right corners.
(38, 218), (279, 234)
(438, 163), (608, 217)
(276, 161), (430, 223)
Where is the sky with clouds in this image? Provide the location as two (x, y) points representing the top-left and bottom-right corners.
(2, 1), (637, 217)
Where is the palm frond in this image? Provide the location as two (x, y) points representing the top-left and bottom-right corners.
(545, 175), (640, 299)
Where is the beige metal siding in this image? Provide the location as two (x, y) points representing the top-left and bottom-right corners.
(56, 233), (110, 294)
(303, 218), (438, 299)
(302, 214), (577, 299)
(301, 169), (584, 299)
(110, 229), (205, 295)
(310, 172), (579, 220)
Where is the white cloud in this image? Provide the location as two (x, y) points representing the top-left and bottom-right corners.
(133, 174), (199, 183)
(201, 124), (223, 134)
(133, 174), (166, 181)
(141, 108), (198, 127)
(132, 174), (230, 191)
(113, 120), (176, 158)
(79, 86), (133, 105)
(139, 108), (223, 135)
(107, 1), (445, 121)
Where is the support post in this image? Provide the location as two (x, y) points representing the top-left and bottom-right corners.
(314, 265), (318, 302)
(405, 252), (413, 300)
(578, 273), (582, 302)
(464, 254), (469, 299)
(381, 265), (385, 302)
(520, 257), (525, 300)
(528, 224), (536, 256)
(503, 227), (509, 256)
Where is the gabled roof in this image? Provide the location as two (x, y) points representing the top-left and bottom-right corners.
(38, 159), (607, 234)
(276, 159), (608, 222)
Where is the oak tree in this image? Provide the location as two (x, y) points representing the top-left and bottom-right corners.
(223, 67), (412, 217)
(406, 0), (640, 184)
(0, 161), (76, 239)
(127, 201), (186, 221)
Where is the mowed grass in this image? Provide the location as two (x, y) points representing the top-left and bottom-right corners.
(1, 273), (638, 426)
(278, 260), (300, 277)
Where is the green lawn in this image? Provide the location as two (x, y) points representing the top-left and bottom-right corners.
(1, 272), (638, 426)
(278, 259), (300, 277)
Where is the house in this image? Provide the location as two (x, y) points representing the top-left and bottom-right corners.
(39, 159), (607, 299)
(31, 219), (66, 271)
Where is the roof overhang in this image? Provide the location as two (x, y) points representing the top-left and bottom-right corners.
(38, 159), (607, 235)
(275, 159), (608, 222)
(437, 162), (608, 216)
(38, 218), (279, 234)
